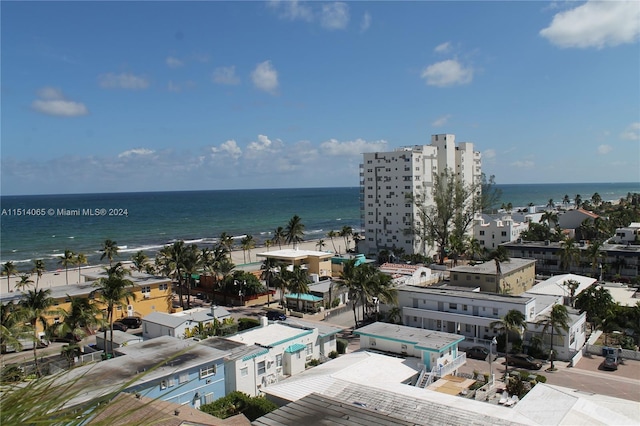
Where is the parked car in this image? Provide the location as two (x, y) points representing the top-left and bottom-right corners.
(119, 316), (142, 328)
(465, 346), (494, 361)
(266, 311), (286, 321)
(505, 353), (542, 370)
(100, 322), (129, 332)
(602, 356), (619, 371)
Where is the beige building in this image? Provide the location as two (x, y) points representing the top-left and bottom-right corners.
(256, 248), (333, 278)
(449, 258), (536, 294)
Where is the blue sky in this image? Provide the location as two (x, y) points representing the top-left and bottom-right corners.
(2, 1), (639, 195)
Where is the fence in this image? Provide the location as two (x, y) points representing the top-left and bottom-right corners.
(584, 344), (640, 361)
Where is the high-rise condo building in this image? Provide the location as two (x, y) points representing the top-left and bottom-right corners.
(359, 134), (482, 257)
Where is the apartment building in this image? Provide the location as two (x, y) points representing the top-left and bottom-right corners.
(359, 134), (481, 256)
(473, 214), (529, 250)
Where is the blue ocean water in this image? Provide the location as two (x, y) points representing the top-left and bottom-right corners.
(1, 183), (638, 270)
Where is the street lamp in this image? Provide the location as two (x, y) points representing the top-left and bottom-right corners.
(489, 337), (497, 387)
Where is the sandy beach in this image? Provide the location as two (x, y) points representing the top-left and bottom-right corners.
(2, 237), (344, 293)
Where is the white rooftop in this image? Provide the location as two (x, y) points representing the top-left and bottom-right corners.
(602, 283), (640, 307)
(256, 248), (333, 260)
(527, 274), (596, 298)
(225, 323), (313, 347)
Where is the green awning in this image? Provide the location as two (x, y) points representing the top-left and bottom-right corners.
(284, 343), (306, 353)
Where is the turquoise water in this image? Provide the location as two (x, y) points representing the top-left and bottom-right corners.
(1, 183), (638, 269)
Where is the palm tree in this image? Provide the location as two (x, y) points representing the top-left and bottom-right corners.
(18, 288), (59, 375)
(156, 241), (187, 309)
(130, 251), (148, 273)
(57, 295), (103, 342)
(327, 230), (338, 253)
(489, 246), (509, 294)
(218, 232), (234, 258)
(574, 194), (582, 209)
(284, 265), (311, 312)
(0, 304), (29, 353)
(182, 244), (202, 310)
(547, 199), (555, 210)
(468, 238), (483, 262)
(285, 215), (305, 249)
(591, 192), (602, 208)
(316, 239), (326, 251)
(240, 235), (256, 263)
(3, 261), (18, 293)
(562, 194), (570, 209)
(15, 274), (34, 291)
(59, 249), (74, 285)
(260, 258), (284, 307)
(339, 225), (353, 252)
(31, 259), (46, 290)
(541, 211), (558, 230)
(563, 279), (580, 308)
(100, 239), (119, 266)
(584, 240), (604, 278)
(490, 309), (527, 380)
(272, 227), (286, 250)
(94, 262), (135, 355)
(265, 240), (272, 252)
(337, 258), (363, 328)
(536, 304), (570, 371)
(558, 237), (580, 271)
(75, 252), (88, 284)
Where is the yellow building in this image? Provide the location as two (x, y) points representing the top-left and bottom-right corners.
(449, 258), (536, 294)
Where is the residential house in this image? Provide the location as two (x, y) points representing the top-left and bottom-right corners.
(613, 222), (640, 244)
(449, 258), (536, 294)
(473, 214), (528, 251)
(378, 262), (439, 286)
(558, 208), (598, 230)
(307, 279), (349, 308)
(142, 306), (231, 340)
(256, 249), (333, 278)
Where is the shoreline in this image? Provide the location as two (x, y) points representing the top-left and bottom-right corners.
(1, 237), (344, 293)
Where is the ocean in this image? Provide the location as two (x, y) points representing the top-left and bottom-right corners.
(1, 183), (638, 270)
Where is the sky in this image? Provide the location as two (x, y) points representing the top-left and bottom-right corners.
(1, 1), (639, 195)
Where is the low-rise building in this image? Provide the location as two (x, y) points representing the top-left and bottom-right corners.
(142, 306), (231, 340)
(613, 222), (640, 244)
(256, 249), (334, 278)
(473, 214), (528, 250)
(557, 208), (598, 230)
(449, 258), (536, 294)
(96, 330), (143, 352)
(378, 263), (438, 286)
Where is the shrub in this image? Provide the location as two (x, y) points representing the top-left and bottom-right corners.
(337, 339), (348, 354)
(328, 351), (338, 359)
(238, 318), (260, 331)
(536, 374), (547, 383)
(200, 391), (277, 421)
(506, 376), (527, 399)
(306, 359), (320, 367)
(1, 365), (24, 384)
(519, 371), (530, 380)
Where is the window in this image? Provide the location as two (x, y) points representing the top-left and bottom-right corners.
(168, 378), (175, 387)
(160, 380), (168, 390)
(401, 344), (408, 353)
(158, 283), (168, 291)
(204, 393), (215, 404)
(449, 303), (457, 310)
(306, 343), (313, 359)
(276, 354), (282, 367)
(257, 361), (266, 375)
(463, 305), (468, 311)
(493, 308), (499, 316)
(240, 367), (248, 377)
(501, 231), (507, 237)
(200, 364), (216, 379)
(179, 373), (189, 384)
(479, 230), (485, 236)
(141, 286), (151, 294)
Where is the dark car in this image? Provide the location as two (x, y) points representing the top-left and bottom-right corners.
(119, 317), (142, 328)
(466, 346), (494, 361)
(505, 353), (542, 370)
(602, 356), (619, 371)
(111, 322), (128, 332)
(266, 311), (286, 321)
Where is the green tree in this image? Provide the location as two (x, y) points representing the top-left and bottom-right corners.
(284, 265), (311, 312)
(406, 168), (480, 263)
(59, 249), (75, 285)
(130, 251), (148, 273)
(200, 391), (277, 421)
(284, 215), (305, 249)
(490, 309), (527, 380)
(489, 246), (510, 293)
(260, 257), (284, 307)
(327, 230), (338, 253)
(575, 284), (614, 330)
(156, 241), (187, 309)
(316, 238), (326, 251)
(18, 288), (59, 375)
(182, 244), (203, 310)
(480, 173), (503, 214)
(563, 279), (580, 308)
(100, 239), (119, 266)
(240, 234), (256, 263)
(94, 263), (135, 354)
(75, 253), (88, 284)
(338, 258), (366, 328)
(57, 296), (103, 341)
(218, 232), (234, 258)
(536, 304), (570, 371)
(557, 237), (580, 272)
(2, 261), (18, 293)
(15, 274), (35, 291)
(562, 194), (570, 209)
(0, 304), (30, 353)
(541, 211), (558, 230)
(31, 259), (46, 290)
(339, 225), (353, 252)
(574, 194), (582, 209)
(591, 192), (602, 208)
(272, 227), (286, 250)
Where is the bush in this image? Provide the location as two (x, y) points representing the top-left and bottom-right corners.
(200, 391), (277, 421)
(306, 359), (320, 367)
(506, 376), (527, 399)
(1, 365), (24, 384)
(238, 318), (260, 331)
(337, 339), (348, 354)
(328, 351), (338, 359)
(536, 374), (547, 383)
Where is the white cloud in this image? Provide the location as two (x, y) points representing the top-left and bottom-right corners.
(167, 80), (196, 93)
(421, 59), (473, 87)
(31, 87), (88, 117)
(118, 148), (155, 158)
(212, 66), (240, 85)
(540, 0), (640, 49)
(211, 139), (242, 160)
(620, 122), (640, 140)
(434, 42), (452, 53)
(269, 0), (314, 22)
(597, 144), (613, 155)
(251, 61), (279, 94)
(247, 134), (274, 152)
(98, 72), (150, 90)
(510, 160), (535, 168)
(320, 138), (388, 156)
(166, 56), (183, 68)
(483, 149), (496, 160)
(360, 11), (371, 33)
(431, 114), (451, 127)
(321, 2), (349, 30)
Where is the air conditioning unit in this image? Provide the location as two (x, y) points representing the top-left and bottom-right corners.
(143, 293), (150, 299)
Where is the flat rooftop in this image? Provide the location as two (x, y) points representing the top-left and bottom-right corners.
(225, 323), (313, 347)
(399, 285), (534, 305)
(355, 322), (463, 351)
(450, 258), (536, 275)
(256, 248), (334, 260)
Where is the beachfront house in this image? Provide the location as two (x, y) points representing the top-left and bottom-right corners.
(257, 249), (334, 278)
(142, 306), (231, 340)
